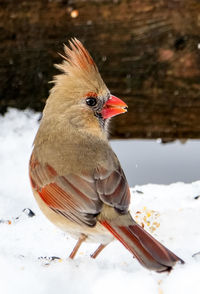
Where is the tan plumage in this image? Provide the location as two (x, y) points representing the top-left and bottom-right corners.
(29, 38), (184, 271)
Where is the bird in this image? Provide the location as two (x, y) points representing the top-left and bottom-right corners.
(29, 38), (184, 272)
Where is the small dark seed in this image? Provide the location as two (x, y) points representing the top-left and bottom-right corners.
(194, 195), (200, 200)
(136, 190), (144, 194)
(38, 256), (61, 261)
(23, 208), (35, 217)
(192, 251), (200, 258)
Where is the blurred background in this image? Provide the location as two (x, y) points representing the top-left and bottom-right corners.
(1, 0), (200, 184)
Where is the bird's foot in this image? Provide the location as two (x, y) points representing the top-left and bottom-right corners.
(69, 234), (87, 259)
(90, 244), (107, 259)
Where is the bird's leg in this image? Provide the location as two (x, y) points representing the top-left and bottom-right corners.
(90, 244), (107, 259)
(69, 234), (87, 259)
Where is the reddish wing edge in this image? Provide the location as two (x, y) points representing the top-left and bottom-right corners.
(29, 154), (102, 226)
(29, 154), (130, 226)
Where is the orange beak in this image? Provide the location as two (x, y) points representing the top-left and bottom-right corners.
(101, 95), (128, 119)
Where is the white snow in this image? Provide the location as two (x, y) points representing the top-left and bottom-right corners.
(0, 108), (200, 294)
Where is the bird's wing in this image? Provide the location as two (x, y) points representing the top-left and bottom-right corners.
(94, 165), (130, 214)
(29, 153), (130, 227)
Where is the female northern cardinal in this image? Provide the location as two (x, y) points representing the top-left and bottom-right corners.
(29, 38), (184, 272)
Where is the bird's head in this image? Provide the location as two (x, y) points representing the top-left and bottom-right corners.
(44, 38), (127, 137)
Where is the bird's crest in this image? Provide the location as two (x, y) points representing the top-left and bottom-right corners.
(54, 38), (104, 88)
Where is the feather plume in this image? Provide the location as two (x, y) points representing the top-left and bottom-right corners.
(52, 38), (105, 90)
(55, 38), (98, 75)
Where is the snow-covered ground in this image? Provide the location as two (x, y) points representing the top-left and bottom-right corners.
(0, 108), (200, 294)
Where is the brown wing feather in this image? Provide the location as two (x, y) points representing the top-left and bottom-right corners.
(30, 154), (102, 226)
(94, 166), (130, 213)
(29, 153), (131, 227)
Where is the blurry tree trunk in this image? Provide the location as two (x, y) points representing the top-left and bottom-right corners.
(1, 0), (200, 139)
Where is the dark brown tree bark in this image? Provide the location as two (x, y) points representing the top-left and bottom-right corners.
(1, 0), (200, 139)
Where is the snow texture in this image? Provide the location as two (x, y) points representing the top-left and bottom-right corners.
(0, 108), (200, 294)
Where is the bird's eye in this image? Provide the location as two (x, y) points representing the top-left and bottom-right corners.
(86, 97), (97, 107)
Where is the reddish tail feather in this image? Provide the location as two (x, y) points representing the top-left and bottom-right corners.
(101, 219), (184, 272)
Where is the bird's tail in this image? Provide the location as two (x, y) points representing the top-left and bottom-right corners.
(100, 217), (184, 272)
